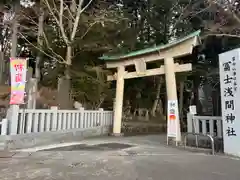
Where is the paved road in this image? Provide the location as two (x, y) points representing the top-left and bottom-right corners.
(0, 135), (240, 180)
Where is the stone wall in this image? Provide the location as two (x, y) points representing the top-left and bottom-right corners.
(0, 126), (112, 150)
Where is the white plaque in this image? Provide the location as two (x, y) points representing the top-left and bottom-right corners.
(219, 48), (240, 157)
(167, 100), (179, 138)
(189, 105), (197, 115)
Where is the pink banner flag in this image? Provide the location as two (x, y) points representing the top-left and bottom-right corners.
(9, 57), (27, 105)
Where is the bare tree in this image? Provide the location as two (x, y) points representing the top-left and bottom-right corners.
(18, 0), (123, 108)
(205, 0), (240, 38)
(172, 0), (240, 38)
(43, 0), (93, 71)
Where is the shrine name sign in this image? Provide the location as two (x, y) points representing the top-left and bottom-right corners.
(219, 48), (240, 157)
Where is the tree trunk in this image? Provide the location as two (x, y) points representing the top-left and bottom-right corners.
(28, 2), (44, 109)
(57, 45), (72, 109)
(8, 1), (20, 123)
(57, 0), (76, 109)
(65, 45), (72, 78)
(9, 2), (19, 83)
(151, 76), (163, 117)
(57, 76), (72, 109)
(193, 75), (201, 114)
(0, 51), (4, 84)
(36, 3), (44, 80)
(179, 81), (184, 127)
(10, 10), (18, 58)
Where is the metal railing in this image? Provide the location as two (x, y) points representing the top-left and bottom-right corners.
(183, 132), (215, 155)
(187, 113), (222, 138)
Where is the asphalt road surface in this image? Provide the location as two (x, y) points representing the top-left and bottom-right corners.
(0, 135), (240, 180)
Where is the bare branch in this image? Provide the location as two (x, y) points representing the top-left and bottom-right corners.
(80, 0), (93, 14)
(19, 32), (66, 64)
(20, 11), (39, 26)
(226, 0), (240, 23)
(19, 24), (38, 32)
(59, 0), (71, 44)
(52, 0), (60, 16)
(209, 0), (240, 24)
(70, 0), (83, 41)
(169, 0), (180, 12)
(71, 0), (93, 41)
(42, 31), (66, 62)
(80, 21), (98, 39)
(42, 31), (50, 47)
(43, 0), (70, 45)
(64, 1), (75, 20)
(169, 0), (192, 35)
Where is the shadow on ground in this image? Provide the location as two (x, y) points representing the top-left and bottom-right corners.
(42, 143), (134, 151)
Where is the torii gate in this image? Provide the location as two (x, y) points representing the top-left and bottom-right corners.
(100, 30), (201, 143)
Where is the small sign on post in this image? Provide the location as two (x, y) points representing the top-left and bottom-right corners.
(219, 48), (240, 157)
(167, 100), (180, 141)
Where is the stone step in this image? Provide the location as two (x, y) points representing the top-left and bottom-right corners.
(122, 122), (166, 135)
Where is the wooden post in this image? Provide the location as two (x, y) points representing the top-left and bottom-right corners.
(99, 108), (104, 126)
(7, 105), (19, 135)
(113, 66), (125, 136)
(9, 1), (20, 135)
(1, 118), (8, 135)
(79, 107), (84, 128)
(164, 57), (181, 143)
(0, 51), (4, 84)
(51, 106), (58, 131)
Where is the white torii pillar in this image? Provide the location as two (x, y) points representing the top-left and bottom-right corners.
(164, 57), (181, 142)
(112, 66), (125, 136)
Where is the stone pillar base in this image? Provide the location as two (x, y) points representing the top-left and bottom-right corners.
(109, 133), (124, 137)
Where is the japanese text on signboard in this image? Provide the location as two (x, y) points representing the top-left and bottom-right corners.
(167, 100), (178, 138)
(14, 64), (24, 83)
(222, 57), (237, 137)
